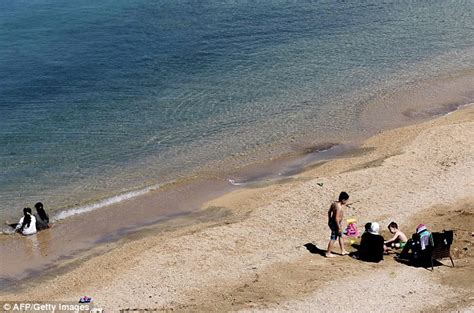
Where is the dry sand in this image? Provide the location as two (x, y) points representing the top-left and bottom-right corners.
(1, 105), (473, 312)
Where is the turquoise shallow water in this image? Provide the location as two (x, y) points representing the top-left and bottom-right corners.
(1, 0), (473, 221)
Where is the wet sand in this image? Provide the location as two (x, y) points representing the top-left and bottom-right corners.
(1, 104), (472, 312)
(1, 72), (472, 287)
(0, 141), (358, 288)
(0, 177), (237, 288)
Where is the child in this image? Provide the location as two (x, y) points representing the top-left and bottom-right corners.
(384, 222), (408, 251)
(325, 192), (350, 257)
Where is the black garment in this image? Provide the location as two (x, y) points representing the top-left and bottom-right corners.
(328, 219), (338, 231)
(34, 213), (49, 231)
(399, 231), (434, 261)
(359, 232), (384, 263)
(399, 239), (411, 257)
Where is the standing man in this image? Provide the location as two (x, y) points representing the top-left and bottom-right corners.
(326, 191), (350, 257)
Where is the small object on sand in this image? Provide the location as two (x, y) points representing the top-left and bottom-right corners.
(79, 296), (92, 303)
(316, 182), (324, 187)
(346, 200), (360, 208)
(344, 218), (360, 237)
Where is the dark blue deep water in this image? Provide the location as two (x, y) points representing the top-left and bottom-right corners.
(1, 0), (473, 220)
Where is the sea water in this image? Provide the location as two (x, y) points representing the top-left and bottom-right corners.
(1, 0), (473, 222)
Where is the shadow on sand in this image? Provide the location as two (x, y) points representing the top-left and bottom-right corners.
(394, 255), (446, 271)
(303, 243), (327, 257)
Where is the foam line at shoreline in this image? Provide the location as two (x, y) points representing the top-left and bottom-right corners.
(0, 184), (165, 235)
(54, 102), (474, 222)
(444, 102), (474, 115)
(2, 103), (472, 236)
(52, 183), (165, 222)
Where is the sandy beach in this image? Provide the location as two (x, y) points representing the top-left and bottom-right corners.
(1, 105), (473, 312)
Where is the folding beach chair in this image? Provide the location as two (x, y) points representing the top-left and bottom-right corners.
(428, 230), (455, 271)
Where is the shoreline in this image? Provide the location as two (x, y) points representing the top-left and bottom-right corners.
(0, 97), (470, 286)
(2, 70), (473, 225)
(1, 104), (473, 311)
(0, 140), (367, 288)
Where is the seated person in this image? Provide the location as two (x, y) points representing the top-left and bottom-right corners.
(34, 202), (50, 231)
(358, 222), (384, 263)
(398, 224), (433, 261)
(14, 208), (37, 236)
(363, 222), (371, 233)
(384, 221), (408, 252)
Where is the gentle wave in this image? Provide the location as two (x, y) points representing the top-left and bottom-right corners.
(444, 102), (474, 116)
(0, 228), (16, 235)
(0, 184), (165, 235)
(1, 0), (473, 223)
(228, 179), (247, 186)
(52, 184), (165, 222)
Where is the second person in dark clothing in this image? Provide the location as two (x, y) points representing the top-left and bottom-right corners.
(34, 202), (50, 231)
(358, 222), (384, 263)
